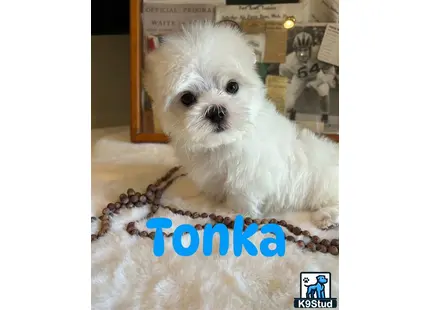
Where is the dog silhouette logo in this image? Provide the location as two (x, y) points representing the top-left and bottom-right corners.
(294, 272), (338, 308)
(304, 275), (328, 298)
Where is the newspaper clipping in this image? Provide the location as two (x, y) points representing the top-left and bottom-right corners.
(215, 4), (305, 24)
(142, 3), (216, 35)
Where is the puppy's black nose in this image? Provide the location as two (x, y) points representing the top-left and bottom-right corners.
(205, 105), (227, 124)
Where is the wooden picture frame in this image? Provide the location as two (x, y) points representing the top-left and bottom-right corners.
(130, 0), (169, 143)
(129, 0), (338, 143)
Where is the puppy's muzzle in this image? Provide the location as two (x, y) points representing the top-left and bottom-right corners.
(205, 105), (228, 125)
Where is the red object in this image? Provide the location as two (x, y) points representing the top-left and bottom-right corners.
(147, 37), (156, 51)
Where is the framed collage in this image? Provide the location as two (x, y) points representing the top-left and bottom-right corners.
(130, 0), (339, 143)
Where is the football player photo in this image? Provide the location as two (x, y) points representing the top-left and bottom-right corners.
(279, 24), (339, 130)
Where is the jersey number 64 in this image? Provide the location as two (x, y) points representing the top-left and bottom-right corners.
(297, 63), (320, 78)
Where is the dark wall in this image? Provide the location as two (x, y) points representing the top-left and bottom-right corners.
(91, 0), (299, 36)
(92, 0), (130, 35)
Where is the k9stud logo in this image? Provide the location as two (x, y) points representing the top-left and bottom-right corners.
(294, 272), (337, 308)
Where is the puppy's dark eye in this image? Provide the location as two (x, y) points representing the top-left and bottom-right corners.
(180, 92), (197, 107)
(225, 80), (239, 94)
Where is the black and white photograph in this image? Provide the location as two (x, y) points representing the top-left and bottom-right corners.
(259, 23), (339, 134)
(281, 23), (339, 133)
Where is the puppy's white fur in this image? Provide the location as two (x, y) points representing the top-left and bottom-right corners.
(143, 21), (339, 229)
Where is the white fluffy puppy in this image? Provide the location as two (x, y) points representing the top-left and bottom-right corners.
(143, 21), (339, 229)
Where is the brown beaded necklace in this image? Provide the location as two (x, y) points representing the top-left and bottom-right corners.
(91, 166), (339, 256)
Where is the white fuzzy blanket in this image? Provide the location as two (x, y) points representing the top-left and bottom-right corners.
(91, 127), (339, 310)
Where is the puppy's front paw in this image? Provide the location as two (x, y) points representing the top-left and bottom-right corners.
(311, 205), (339, 230)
